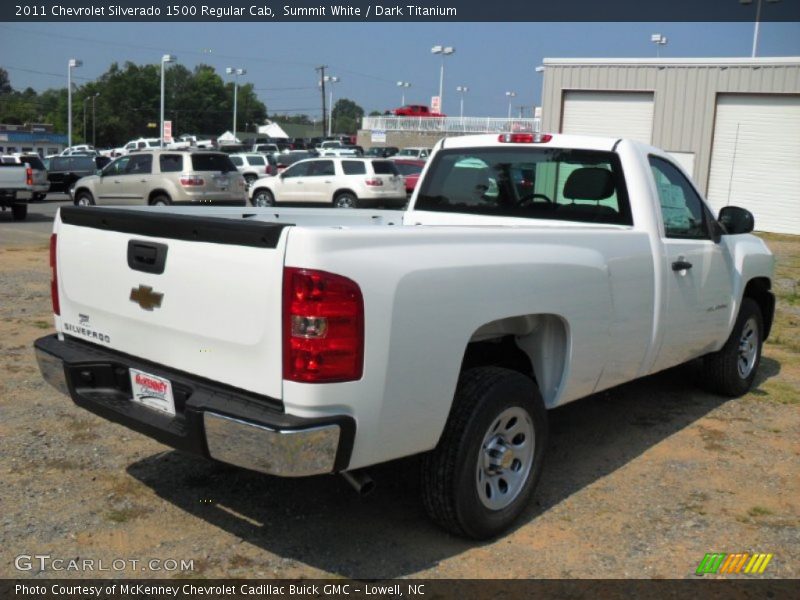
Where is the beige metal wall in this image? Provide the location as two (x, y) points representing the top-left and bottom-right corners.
(540, 59), (800, 194)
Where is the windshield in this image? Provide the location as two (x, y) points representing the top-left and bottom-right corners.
(415, 147), (632, 225)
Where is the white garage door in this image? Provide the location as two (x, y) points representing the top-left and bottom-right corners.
(561, 91), (654, 144)
(707, 94), (800, 235)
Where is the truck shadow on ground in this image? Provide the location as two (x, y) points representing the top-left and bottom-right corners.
(127, 358), (781, 578)
(0, 212), (53, 223)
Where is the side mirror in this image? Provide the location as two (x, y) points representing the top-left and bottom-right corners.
(718, 206), (754, 235)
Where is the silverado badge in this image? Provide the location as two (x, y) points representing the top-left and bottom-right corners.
(130, 285), (164, 311)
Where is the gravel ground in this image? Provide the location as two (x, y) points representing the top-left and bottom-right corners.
(0, 235), (797, 581)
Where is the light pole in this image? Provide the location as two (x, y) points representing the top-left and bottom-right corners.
(650, 33), (668, 57)
(91, 93), (100, 147)
(397, 81), (411, 105)
(431, 45), (454, 113)
(324, 75), (339, 136)
(160, 54), (176, 148)
(505, 91), (517, 119)
(740, 0), (782, 57)
(67, 58), (82, 150)
(456, 86), (468, 118)
(83, 97), (90, 143)
(226, 67), (246, 140)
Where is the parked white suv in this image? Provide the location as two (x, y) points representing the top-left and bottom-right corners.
(228, 153), (274, 186)
(250, 157), (405, 208)
(392, 147), (432, 160)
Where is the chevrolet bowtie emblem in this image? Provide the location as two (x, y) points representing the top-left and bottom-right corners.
(130, 285), (164, 311)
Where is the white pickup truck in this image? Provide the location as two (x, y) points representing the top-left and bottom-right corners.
(34, 133), (775, 539)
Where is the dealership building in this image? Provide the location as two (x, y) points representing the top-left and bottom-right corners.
(540, 57), (800, 235)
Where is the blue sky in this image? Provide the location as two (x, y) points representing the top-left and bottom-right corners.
(1, 21), (799, 119)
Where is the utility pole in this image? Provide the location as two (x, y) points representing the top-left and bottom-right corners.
(316, 65), (328, 137)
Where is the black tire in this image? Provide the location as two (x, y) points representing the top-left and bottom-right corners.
(252, 188), (274, 207)
(421, 367), (548, 539)
(74, 191), (94, 206)
(11, 203), (28, 221)
(700, 298), (763, 397)
(244, 174), (257, 187)
(151, 194), (171, 206)
(334, 192), (358, 208)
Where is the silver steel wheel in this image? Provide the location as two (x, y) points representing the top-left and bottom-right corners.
(335, 194), (356, 208)
(253, 190), (274, 207)
(476, 406), (535, 510)
(737, 317), (759, 379)
(76, 195), (92, 206)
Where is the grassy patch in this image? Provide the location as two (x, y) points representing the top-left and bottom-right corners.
(31, 320), (51, 329)
(65, 416), (100, 442)
(228, 554), (254, 569)
(759, 380), (800, 405)
(105, 506), (150, 523)
(747, 506), (774, 518)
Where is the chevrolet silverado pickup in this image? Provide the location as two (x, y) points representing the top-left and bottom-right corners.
(34, 133), (775, 539)
(0, 159), (42, 220)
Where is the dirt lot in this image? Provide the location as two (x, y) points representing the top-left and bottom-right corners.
(0, 233), (797, 580)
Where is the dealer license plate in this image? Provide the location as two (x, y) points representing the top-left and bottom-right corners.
(129, 368), (176, 416)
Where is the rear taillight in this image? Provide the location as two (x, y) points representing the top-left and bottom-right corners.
(50, 233), (60, 316)
(365, 178), (383, 186)
(179, 174), (205, 186)
(498, 133), (553, 143)
(26, 166), (33, 186)
(283, 267), (364, 383)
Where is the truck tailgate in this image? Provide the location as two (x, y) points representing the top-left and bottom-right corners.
(54, 207), (289, 401)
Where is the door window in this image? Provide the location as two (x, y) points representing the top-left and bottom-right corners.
(649, 156), (709, 239)
(103, 156), (131, 176)
(126, 154), (153, 175)
(282, 162), (311, 178)
(309, 160), (335, 176)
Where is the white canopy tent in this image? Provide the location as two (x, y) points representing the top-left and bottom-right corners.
(257, 121), (290, 139)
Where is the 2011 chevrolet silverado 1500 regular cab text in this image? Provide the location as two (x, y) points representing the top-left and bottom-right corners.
(34, 133), (775, 539)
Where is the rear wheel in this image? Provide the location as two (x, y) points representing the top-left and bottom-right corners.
(334, 192), (358, 208)
(11, 203), (28, 221)
(151, 195), (171, 206)
(700, 298), (764, 397)
(252, 188), (274, 207)
(74, 191), (94, 206)
(421, 367), (548, 539)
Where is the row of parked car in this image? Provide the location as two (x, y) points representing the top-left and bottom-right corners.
(62, 147), (429, 210)
(0, 137), (433, 219)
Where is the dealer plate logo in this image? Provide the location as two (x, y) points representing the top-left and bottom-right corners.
(130, 285), (164, 311)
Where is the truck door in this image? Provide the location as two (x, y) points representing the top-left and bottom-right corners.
(649, 156), (734, 371)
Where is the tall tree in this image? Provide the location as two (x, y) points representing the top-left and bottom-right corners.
(332, 98), (364, 134)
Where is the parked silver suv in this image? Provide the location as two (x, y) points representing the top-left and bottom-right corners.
(72, 150), (247, 206)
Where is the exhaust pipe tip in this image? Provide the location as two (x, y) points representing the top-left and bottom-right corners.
(341, 470), (375, 496)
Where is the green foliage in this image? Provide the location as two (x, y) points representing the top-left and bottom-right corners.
(332, 98), (364, 134)
(0, 62), (268, 147)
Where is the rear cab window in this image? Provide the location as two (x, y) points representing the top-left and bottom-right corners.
(415, 147), (632, 225)
(191, 153), (237, 173)
(20, 156), (45, 170)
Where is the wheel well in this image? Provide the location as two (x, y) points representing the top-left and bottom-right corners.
(333, 188), (357, 200)
(73, 187), (91, 198)
(462, 314), (568, 408)
(253, 186), (272, 196)
(147, 189), (170, 204)
(743, 277), (775, 339)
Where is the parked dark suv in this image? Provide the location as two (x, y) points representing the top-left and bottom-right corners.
(47, 155), (112, 194)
